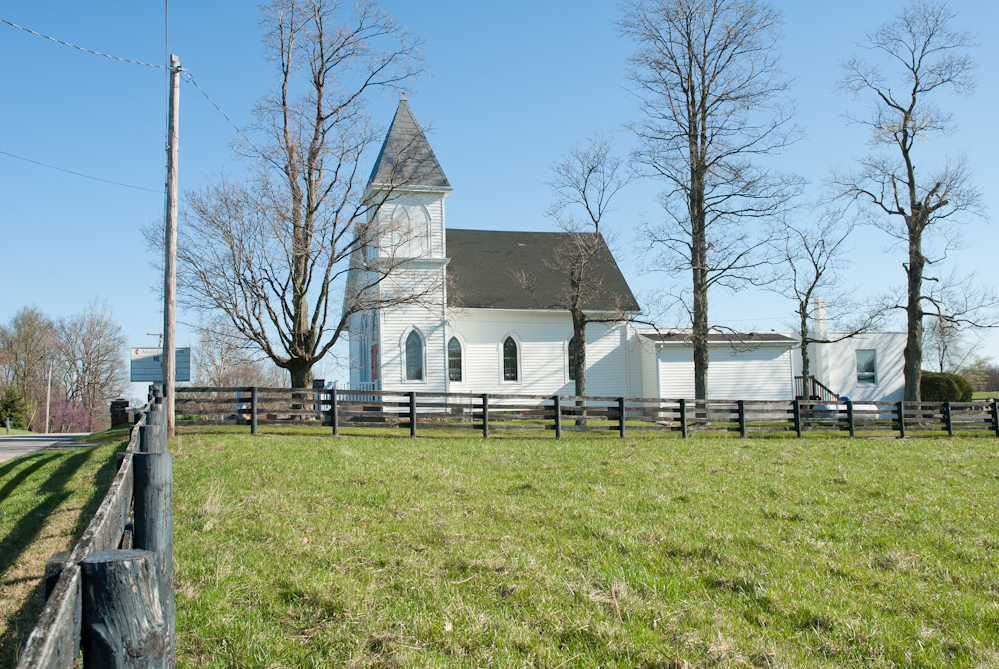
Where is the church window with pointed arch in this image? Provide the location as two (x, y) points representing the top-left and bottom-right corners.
(405, 330), (424, 381)
(448, 337), (462, 382)
(503, 336), (519, 382)
(568, 336), (576, 382)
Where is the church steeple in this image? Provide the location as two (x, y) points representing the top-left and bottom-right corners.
(367, 98), (451, 191)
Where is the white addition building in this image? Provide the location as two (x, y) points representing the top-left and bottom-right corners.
(347, 99), (906, 402)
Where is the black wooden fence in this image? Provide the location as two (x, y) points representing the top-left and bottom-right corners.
(176, 387), (999, 438)
(17, 385), (175, 668)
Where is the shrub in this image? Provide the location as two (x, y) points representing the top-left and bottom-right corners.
(920, 372), (960, 402)
(941, 373), (974, 402)
(0, 386), (28, 430)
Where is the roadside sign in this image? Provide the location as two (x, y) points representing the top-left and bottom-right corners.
(130, 347), (191, 383)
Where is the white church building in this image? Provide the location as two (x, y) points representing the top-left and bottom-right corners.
(347, 99), (905, 402)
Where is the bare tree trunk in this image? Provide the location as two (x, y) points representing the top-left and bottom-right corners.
(690, 179), (709, 400)
(904, 232), (925, 401)
(799, 309), (810, 393)
(572, 314), (586, 427)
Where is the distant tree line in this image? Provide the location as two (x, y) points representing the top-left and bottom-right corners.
(0, 302), (128, 432)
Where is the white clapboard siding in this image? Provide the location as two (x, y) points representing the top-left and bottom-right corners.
(657, 344), (794, 400)
(810, 332), (906, 402)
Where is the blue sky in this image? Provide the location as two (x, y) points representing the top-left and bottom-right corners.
(1, 0), (996, 399)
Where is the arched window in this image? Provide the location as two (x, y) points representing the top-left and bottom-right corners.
(448, 337), (462, 382)
(503, 336), (518, 382)
(405, 330), (423, 381)
(568, 336), (576, 382)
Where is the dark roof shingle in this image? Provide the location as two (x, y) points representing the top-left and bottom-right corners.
(445, 229), (640, 312)
(367, 98), (450, 190)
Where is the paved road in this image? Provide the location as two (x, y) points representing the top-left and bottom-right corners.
(0, 433), (95, 463)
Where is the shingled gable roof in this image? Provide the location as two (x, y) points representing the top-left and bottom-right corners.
(367, 97), (451, 190)
(445, 229), (640, 312)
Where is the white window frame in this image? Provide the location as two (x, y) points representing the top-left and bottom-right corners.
(856, 349), (877, 385)
(499, 332), (522, 385)
(400, 327), (428, 384)
(446, 333), (466, 385)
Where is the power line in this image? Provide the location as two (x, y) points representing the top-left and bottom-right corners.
(182, 71), (271, 165)
(0, 17), (166, 68)
(0, 149), (162, 193)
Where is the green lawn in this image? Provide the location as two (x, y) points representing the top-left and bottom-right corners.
(0, 425), (130, 666)
(0, 429), (33, 437)
(973, 392), (997, 401)
(171, 429), (999, 668)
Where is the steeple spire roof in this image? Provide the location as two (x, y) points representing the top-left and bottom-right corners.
(367, 98), (450, 190)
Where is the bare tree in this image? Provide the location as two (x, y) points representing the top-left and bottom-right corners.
(0, 306), (56, 428)
(767, 210), (883, 390)
(194, 317), (287, 388)
(172, 0), (435, 388)
(541, 134), (631, 398)
(833, 0), (987, 400)
(619, 0), (803, 400)
(56, 301), (129, 431)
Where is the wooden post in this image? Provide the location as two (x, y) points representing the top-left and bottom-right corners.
(897, 401), (906, 438)
(162, 55), (181, 440)
(793, 399), (802, 438)
(945, 402), (954, 437)
(44, 551), (69, 600)
(139, 420), (161, 454)
(618, 397), (626, 438)
(133, 452), (174, 665)
(553, 395), (561, 439)
(737, 400), (746, 439)
(250, 386), (258, 435)
(331, 388), (339, 436)
(481, 394), (489, 439)
(81, 549), (166, 668)
(679, 399), (688, 439)
(408, 392), (417, 438)
(846, 400), (855, 438)
(991, 400), (999, 438)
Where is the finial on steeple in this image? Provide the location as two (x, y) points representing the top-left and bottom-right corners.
(400, 92), (408, 102)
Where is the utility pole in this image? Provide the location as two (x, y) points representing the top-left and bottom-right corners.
(163, 54), (180, 439)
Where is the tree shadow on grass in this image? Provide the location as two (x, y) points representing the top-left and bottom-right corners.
(0, 454), (62, 505)
(0, 443), (124, 667)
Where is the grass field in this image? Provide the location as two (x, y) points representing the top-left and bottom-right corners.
(171, 429), (999, 668)
(0, 425), (130, 666)
(973, 392), (998, 401)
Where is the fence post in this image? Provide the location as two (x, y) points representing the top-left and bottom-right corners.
(331, 388), (339, 436)
(945, 402), (954, 437)
(846, 400), (855, 438)
(481, 394), (489, 439)
(897, 401), (906, 439)
(793, 399), (802, 438)
(409, 392), (417, 438)
(80, 549), (167, 668)
(133, 451), (174, 665)
(737, 400), (746, 439)
(618, 397), (626, 438)
(553, 395), (561, 439)
(992, 400), (999, 438)
(44, 550), (70, 600)
(679, 399), (688, 439)
(250, 387), (258, 435)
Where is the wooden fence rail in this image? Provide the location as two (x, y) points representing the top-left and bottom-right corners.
(17, 385), (175, 669)
(175, 387), (999, 439)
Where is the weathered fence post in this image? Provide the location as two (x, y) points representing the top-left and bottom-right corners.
(944, 402), (954, 437)
(481, 394), (489, 439)
(618, 397), (626, 438)
(846, 400), (855, 438)
(80, 549), (166, 668)
(737, 400), (747, 439)
(679, 399), (688, 439)
(331, 388), (339, 436)
(133, 451), (174, 665)
(250, 387), (258, 435)
(409, 392), (417, 438)
(897, 401), (906, 438)
(553, 395), (561, 439)
(793, 399), (802, 438)
(44, 551), (70, 600)
(992, 400), (999, 438)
